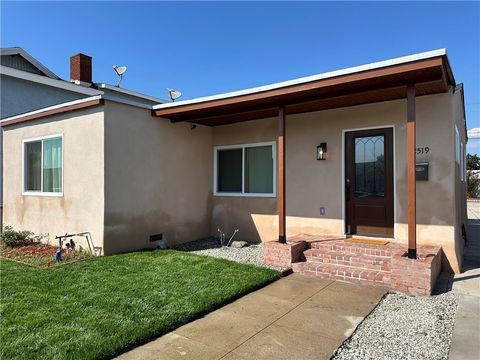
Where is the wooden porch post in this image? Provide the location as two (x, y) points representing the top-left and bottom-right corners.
(407, 85), (417, 259)
(278, 107), (286, 243)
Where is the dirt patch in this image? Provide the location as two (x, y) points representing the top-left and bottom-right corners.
(0, 242), (92, 268)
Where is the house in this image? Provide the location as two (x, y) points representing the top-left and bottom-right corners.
(0, 48), (101, 223)
(0, 48), (164, 224)
(1, 49), (468, 288)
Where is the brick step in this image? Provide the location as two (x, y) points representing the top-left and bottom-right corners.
(310, 241), (393, 257)
(293, 261), (391, 287)
(304, 248), (391, 262)
(303, 249), (391, 271)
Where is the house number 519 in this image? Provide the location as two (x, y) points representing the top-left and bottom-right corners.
(416, 147), (430, 154)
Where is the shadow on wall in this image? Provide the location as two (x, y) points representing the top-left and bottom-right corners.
(212, 200), (460, 273)
(103, 207), (212, 255)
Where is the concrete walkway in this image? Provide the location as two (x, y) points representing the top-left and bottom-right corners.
(117, 274), (386, 360)
(449, 201), (480, 360)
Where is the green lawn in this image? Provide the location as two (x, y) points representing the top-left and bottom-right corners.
(0, 250), (279, 359)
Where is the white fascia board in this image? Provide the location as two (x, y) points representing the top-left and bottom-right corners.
(0, 65), (103, 96)
(0, 95), (103, 124)
(102, 94), (153, 110)
(1, 47), (60, 79)
(98, 83), (167, 103)
(0, 94), (153, 124)
(153, 49), (447, 110)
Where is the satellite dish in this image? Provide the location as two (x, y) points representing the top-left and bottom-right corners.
(113, 65), (127, 87)
(167, 88), (182, 102)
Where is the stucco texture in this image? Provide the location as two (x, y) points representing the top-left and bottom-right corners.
(102, 102), (213, 254)
(2, 91), (467, 272)
(2, 106), (105, 252)
(0, 75), (90, 207)
(211, 91), (466, 273)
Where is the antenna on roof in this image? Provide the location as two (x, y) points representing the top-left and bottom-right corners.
(167, 88), (182, 102)
(113, 65), (127, 87)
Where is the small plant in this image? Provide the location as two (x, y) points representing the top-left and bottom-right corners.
(0, 226), (37, 247)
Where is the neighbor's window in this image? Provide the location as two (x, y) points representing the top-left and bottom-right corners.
(24, 135), (63, 194)
(455, 126), (460, 164)
(215, 142), (275, 196)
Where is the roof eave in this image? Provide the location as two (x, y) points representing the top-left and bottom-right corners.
(0, 96), (104, 127)
(152, 49), (450, 112)
(1, 65), (102, 96)
(0, 47), (60, 79)
(98, 83), (168, 104)
(153, 54), (452, 124)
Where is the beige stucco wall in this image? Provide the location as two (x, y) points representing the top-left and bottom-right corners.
(211, 91), (463, 272)
(452, 88), (468, 270)
(102, 101), (213, 254)
(2, 91), (465, 272)
(2, 106), (105, 252)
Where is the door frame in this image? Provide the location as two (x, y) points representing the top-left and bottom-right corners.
(341, 125), (396, 238)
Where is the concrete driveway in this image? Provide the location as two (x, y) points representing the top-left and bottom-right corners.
(117, 274), (386, 360)
(449, 200), (480, 360)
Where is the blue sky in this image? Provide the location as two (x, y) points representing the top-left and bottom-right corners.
(1, 1), (479, 153)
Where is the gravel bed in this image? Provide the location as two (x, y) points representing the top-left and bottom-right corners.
(171, 238), (282, 270)
(332, 292), (458, 360)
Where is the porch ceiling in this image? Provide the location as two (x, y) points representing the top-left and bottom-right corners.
(152, 55), (454, 126)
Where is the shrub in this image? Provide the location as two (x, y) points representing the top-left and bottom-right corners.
(0, 226), (37, 247)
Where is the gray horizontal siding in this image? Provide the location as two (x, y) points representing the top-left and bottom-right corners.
(0, 75), (88, 119)
(1, 54), (44, 76)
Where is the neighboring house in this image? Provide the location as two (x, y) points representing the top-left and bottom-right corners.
(467, 169), (480, 198)
(0, 49), (468, 275)
(0, 47), (164, 223)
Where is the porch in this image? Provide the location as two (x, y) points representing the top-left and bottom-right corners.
(152, 50), (457, 292)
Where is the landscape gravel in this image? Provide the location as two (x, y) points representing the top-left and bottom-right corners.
(332, 292), (459, 360)
(171, 237), (282, 270)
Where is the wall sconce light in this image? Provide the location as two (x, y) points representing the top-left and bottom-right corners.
(317, 143), (327, 160)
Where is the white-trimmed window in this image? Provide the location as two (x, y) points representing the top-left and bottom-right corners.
(23, 135), (63, 195)
(214, 142), (276, 197)
(461, 142), (466, 182)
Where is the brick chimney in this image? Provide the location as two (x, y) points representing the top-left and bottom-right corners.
(70, 53), (92, 84)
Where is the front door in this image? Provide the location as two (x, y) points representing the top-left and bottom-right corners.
(345, 128), (394, 236)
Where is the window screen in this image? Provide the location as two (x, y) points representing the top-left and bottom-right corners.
(244, 146), (273, 193)
(43, 137), (63, 192)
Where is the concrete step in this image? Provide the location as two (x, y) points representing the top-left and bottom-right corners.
(303, 249), (391, 272)
(294, 261), (391, 287)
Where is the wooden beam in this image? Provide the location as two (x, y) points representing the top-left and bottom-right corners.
(170, 80), (447, 127)
(407, 85), (417, 259)
(278, 107), (286, 243)
(170, 107), (278, 126)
